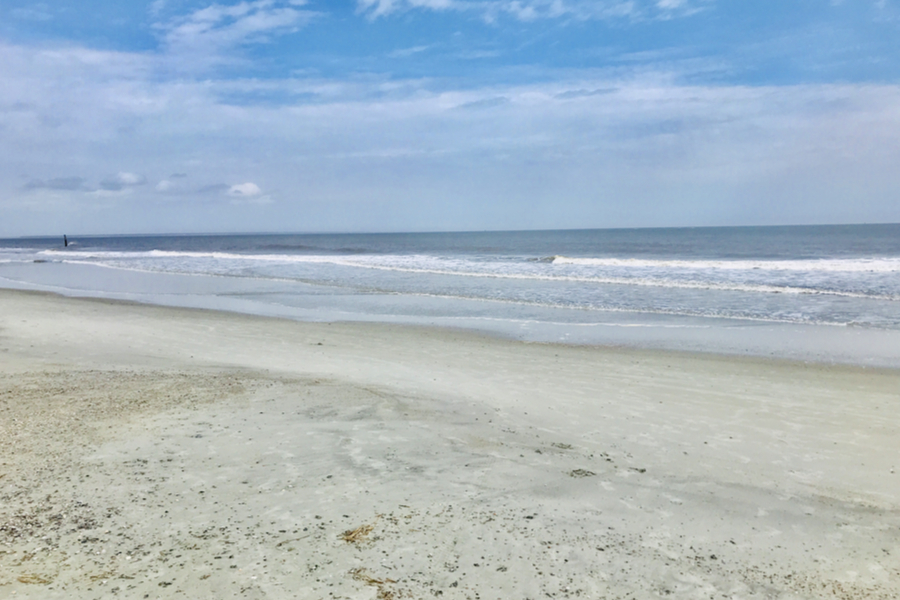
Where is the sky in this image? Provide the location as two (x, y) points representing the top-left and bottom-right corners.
(1, 0), (899, 236)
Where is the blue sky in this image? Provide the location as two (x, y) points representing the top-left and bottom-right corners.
(1, 0), (899, 235)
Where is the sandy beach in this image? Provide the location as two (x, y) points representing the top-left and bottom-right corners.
(1, 289), (898, 599)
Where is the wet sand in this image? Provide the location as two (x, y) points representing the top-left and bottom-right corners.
(1, 289), (898, 599)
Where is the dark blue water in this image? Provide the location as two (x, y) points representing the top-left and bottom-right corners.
(4, 224), (900, 259)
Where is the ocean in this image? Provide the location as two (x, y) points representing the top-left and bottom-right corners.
(2, 224), (899, 367)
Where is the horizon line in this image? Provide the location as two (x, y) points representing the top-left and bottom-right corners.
(2, 221), (899, 241)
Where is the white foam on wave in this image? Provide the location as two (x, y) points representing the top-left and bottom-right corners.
(359, 266), (898, 300)
(550, 255), (900, 272)
(41, 249), (333, 262)
(0, 248), (43, 261)
(43, 248), (900, 273)
(8, 258), (896, 328)
(38, 249), (900, 300)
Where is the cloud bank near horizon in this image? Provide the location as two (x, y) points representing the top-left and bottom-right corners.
(1, 0), (899, 235)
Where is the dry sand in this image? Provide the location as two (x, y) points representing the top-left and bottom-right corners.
(1, 289), (898, 599)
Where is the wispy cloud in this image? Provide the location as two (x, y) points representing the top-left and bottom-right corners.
(356, 0), (711, 21)
(22, 172), (148, 194)
(358, 0), (455, 19)
(149, 0), (168, 17)
(24, 176), (87, 191)
(11, 4), (54, 22)
(388, 44), (433, 58)
(5, 34), (899, 223)
(196, 183), (232, 195)
(155, 0), (317, 70)
(154, 179), (271, 203)
(3, 0), (900, 233)
(554, 87), (617, 99)
(454, 95), (510, 109)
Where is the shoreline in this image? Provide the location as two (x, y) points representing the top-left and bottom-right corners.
(3, 282), (899, 372)
(2, 289), (899, 598)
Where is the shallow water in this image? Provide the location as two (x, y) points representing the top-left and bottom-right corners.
(2, 225), (899, 366)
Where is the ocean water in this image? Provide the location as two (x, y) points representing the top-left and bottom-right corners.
(2, 225), (899, 366)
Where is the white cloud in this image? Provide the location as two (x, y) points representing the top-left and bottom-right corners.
(227, 182), (273, 204)
(158, 0), (316, 64)
(118, 172), (146, 185)
(2, 37), (900, 233)
(228, 182), (263, 197)
(358, 0), (454, 18)
(11, 5), (54, 21)
(100, 172), (147, 191)
(388, 44), (433, 58)
(356, 0), (709, 21)
(149, 0), (168, 16)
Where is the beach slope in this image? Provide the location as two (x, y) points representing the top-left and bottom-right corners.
(1, 290), (898, 599)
